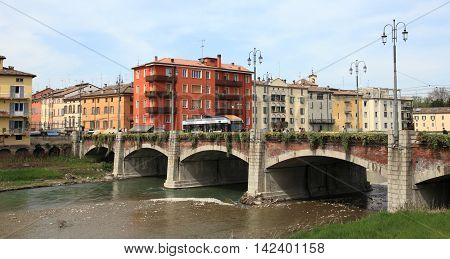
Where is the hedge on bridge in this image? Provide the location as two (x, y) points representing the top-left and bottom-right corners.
(417, 132), (450, 150)
(264, 132), (388, 152)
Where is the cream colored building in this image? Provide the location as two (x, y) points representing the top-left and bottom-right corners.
(254, 78), (309, 131)
(413, 107), (450, 132)
(0, 55), (35, 147)
(360, 87), (413, 132)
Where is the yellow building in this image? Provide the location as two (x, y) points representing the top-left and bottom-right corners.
(413, 107), (450, 132)
(0, 55), (35, 147)
(332, 90), (362, 131)
(72, 83), (133, 132)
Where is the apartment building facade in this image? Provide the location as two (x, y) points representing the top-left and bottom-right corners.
(332, 90), (362, 131)
(360, 88), (412, 132)
(31, 88), (53, 131)
(307, 84), (334, 131)
(0, 55), (35, 146)
(254, 78), (309, 132)
(132, 55), (253, 131)
(413, 107), (450, 132)
(40, 83), (98, 132)
(71, 83), (134, 132)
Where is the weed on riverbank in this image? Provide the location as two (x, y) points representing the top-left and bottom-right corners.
(0, 156), (112, 191)
(289, 210), (450, 239)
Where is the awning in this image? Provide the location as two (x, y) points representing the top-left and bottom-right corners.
(129, 125), (154, 133)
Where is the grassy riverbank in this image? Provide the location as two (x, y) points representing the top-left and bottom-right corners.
(0, 156), (112, 191)
(289, 210), (450, 239)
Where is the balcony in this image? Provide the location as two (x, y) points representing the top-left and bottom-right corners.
(145, 107), (176, 114)
(145, 91), (173, 98)
(215, 79), (243, 87)
(344, 106), (352, 113)
(216, 93), (241, 101)
(0, 93), (31, 100)
(8, 128), (27, 135)
(309, 119), (335, 124)
(145, 75), (176, 83)
(216, 108), (242, 116)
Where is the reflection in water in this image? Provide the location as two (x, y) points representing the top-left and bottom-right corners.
(0, 177), (387, 238)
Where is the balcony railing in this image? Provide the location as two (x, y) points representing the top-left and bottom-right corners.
(216, 108), (242, 116)
(8, 128), (27, 135)
(145, 107), (176, 114)
(216, 93), (241, 101)
(0, 93), (31, 100)
(309, 119), (335, 124)
(145, 91), (173, 98)
(344, 106), (352, 113)
(215, 79), (243, 87)
(145, 75), (177, 83)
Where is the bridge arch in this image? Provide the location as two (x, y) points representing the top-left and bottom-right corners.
(123, 145), (168, 178)
(85, 145), (114, 162)
(180, 144), (249, 163)
(266, 149), (387, 176)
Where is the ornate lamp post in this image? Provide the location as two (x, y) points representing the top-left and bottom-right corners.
(248, 48), (263, 130)
(382, 19), (408, 142)
(262, 72), (272, 131)
(349, 60), (367, 131)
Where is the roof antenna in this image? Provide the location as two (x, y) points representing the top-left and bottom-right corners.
(201, 39), (205, 59)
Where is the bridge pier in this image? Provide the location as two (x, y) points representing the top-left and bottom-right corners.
(164, 131), (181, 188)
(71, 131), (80, 157)
(113, 132), (125, 178)
(247, 130), (268, 196)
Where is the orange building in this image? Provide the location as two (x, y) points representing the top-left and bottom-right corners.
(67, 83), (134, 132)
(132, 54), (253, 131)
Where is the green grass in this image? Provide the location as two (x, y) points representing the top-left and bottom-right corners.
(289, 211), (450, 239)
(0, 168), (63, 182)
(0, 156), (111, 191)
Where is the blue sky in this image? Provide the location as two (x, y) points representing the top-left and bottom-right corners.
(1, 0), (449, 96)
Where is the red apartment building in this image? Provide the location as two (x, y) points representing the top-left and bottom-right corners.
(31, 88), (53, 131)
(132, 54), (253, 131)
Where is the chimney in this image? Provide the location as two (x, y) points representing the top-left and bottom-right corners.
(170, 58), (174, 63)
(217, 54), (222, 68)
(231, 62), (235, 66)
(0, 55), (5, 70)
(154, 56), (158, 61)
(8, 66), (14, 70)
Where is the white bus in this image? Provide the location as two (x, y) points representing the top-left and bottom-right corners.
(182, 115), (244, 132)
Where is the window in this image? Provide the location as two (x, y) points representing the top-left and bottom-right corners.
(110, 120), (113, 128)
(384, 112), (388, 118)
(364, 112), (367, 118)
(192, 70), (202, 79)
(206, 71), (211, 79)
(191, 85), (202, 94)
(365, 123), (368, 129)
(135, 70), (140, 79)
(246, 101), (250, 110)
(14, 103), (24, 112)
(317, 94), (324, 100)
(182, 114), (188, 121)
(96, 107), (100, 115)
(301, 118), (305, 124)
(165, 115), (171, 123)
(384, 123), (388, 129)
(363, 101), (367, 107)
(300, 97), (305, 104)
(143, 115), (147, 124)
(206, 85), (211, 94)
(165, 68), (172, 76)
(110, 106), (114, 114)
(182, 68), (188, 78)
(135, 115), (139, 124)
(182, 84), (188, 93)
(16, 78), (24, 82)
(103, 121), (108, 129)
(264, 118), (267, 124)
(246, 117), (250, 125)
(136, 100), (139, 109)
(245, 75), (250, 83)
(431, 116), (435, 121)
(290, 118), (294, 124)
(290, 108), (293, 115)
(245, 89), (250, 96)
(104, 107), (108, 114)
(234, 74), (239, 81)
(422, 116), (426, 120)
(191, 100), (202, 109)
(224, 73), (229, 80)
(216, 72), (220, 80)
(205, 100), (211, 109)
(375, 112), (378, 118)
(91, 107), (95, 115)
(300, 108), (304, 115)
(182, 99), (188, 108)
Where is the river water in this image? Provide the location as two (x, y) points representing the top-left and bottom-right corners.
(0, 177), (386, 238)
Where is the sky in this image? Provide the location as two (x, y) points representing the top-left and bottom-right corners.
(1, 0), (449, 96)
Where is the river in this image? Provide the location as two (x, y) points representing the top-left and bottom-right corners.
(0, 177), (386, 238)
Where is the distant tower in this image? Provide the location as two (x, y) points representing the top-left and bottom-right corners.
(308, 69), (317, 85)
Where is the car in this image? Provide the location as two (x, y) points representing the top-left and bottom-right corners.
(29, 131), (42, 136)
(45, 130), (60, 137)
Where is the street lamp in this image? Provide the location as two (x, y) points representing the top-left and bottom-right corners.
(116, 75), (124, 132)
(382, 19), (408, 142)
(349, 60), (367, 131)
(248, 48), (263, 130)
(262, 72), (272, 131)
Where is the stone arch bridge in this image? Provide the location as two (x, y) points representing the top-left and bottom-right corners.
(73, 130), (449, 212)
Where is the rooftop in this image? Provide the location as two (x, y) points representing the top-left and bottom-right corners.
(413, 107), (450, 114)
(0, 66), (36, 78)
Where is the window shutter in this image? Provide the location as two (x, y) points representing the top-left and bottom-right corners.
(9, 120), (14, 132)
(20, 86), (24, 98)
(10, 86), (14, 98)
(24, 103), (29, 116)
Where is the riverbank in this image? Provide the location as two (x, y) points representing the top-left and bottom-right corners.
(0, 156), (112, 192)
(289, 210), (450, 238)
